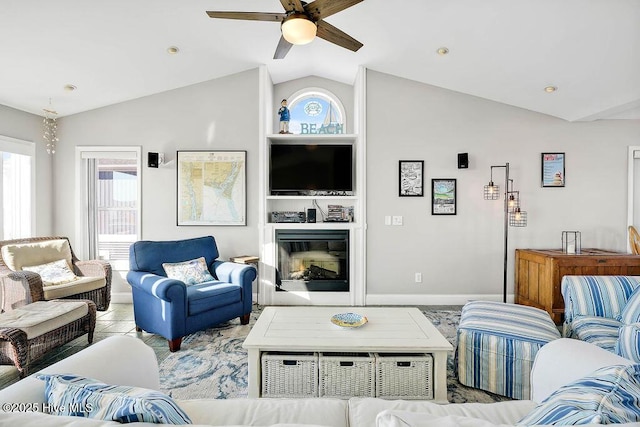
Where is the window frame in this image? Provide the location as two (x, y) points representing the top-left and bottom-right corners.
(0, 135), (35, 239)
(75, 146), (142, 264)
(286, 87), (347, 134)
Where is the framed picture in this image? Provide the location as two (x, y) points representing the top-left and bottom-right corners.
(432, 178), (457, 215)
(541, 152), (565, 187)
(399, 160), (424, 197)
(177, 150), (247, 226)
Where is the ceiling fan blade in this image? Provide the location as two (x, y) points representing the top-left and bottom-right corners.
(316, 20), (363, 52)
(280, 0), (305, 13)
(304, 0), (363, 21)
(273, 36), (294, 59)
(206, 11), (286, 22)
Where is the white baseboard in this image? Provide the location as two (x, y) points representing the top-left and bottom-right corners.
(365, 294), (514, 306)
(110, 292), (512, 307)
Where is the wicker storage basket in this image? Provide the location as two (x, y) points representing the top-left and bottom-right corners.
(261, 352), (318, 397)
(319, 352), (375, 398)
(375, 353), (433, 400)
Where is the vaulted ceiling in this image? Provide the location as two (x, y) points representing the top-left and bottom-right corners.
(1, 0), (639, 121)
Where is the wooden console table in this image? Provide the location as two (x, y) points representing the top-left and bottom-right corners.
(515, 248), (640, 324)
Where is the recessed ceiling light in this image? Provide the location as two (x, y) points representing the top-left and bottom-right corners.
(64, 84), (77, 92)
(544, 86), (557, 93)
(437, 47), (449, 56)
(166, 46), (180, 54)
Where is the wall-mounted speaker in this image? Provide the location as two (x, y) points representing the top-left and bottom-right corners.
(307, 208), (317, 223)
(148, 152), (160, 168)
(458, 153), (469, 169)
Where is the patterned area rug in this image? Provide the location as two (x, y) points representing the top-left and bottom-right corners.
(159, 307), (510, 403)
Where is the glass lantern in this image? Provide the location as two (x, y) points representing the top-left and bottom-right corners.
(562, 231), (581, 254)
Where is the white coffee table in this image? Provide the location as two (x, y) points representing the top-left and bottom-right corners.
(243, 306), (453, 403)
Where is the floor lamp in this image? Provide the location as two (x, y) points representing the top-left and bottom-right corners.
(484, 163), (527, 303)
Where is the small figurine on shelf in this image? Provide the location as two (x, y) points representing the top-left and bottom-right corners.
(278, 99), (290, 134)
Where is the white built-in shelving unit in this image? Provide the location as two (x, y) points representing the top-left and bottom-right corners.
(258, 67), (367, 306)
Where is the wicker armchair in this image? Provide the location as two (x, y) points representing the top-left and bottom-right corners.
(0, 236), (111, 311)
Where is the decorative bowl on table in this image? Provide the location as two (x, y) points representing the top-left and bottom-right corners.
(330, 312), (368, 328)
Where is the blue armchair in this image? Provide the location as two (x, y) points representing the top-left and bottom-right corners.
(127, 236), (256, 352)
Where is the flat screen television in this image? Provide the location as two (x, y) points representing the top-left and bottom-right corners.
(270, 144), (353, 195)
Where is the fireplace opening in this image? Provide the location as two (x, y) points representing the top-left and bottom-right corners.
(275, 229), (349, 292)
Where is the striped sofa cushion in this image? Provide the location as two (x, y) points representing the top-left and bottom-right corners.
(620, 286), (640, 324)
(456, 301), (560, 400)
(561, 276), (640, 337)
(459, 301), (561, 344)
(616, 324), (640, 363)
(572, 315), (622, 353)
(517, 364), (640, 425)
(38, 374), (191, 424)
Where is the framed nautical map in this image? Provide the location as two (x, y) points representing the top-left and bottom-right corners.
(177, 150), (246, 226)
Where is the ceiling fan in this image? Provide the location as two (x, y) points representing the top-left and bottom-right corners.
(206, 0), (364, 59)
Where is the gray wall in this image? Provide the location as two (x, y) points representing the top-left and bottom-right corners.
(54, 69), (260, 256)
(3, 67), (640, 304)
(0, 104), (53, 235)
(366, 70), (640, 302)
(52, 69), (260, 301)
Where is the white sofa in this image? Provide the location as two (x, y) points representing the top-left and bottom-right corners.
(0, 336), (636, 427)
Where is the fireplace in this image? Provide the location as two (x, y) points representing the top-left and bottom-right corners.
(275, 229), (349, 292)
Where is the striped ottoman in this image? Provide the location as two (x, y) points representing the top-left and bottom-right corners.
(456, 301), (561, 399)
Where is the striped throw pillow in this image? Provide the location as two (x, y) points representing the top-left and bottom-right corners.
(517, 364), (640, 425)
(620, 286), (640, 324)
(616, 324), (640, 363)
(37, 374), (192, 424)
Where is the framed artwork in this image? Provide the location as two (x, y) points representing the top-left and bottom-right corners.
(432, 178), (457, 215)
(541, 152), (565, 187)
(399, 160), (424, 197)
(177, 150), (247, 226)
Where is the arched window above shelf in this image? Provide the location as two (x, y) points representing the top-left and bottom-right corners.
(286, 88), (346, 135)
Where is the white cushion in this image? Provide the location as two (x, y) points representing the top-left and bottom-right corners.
(0, 411), (333, 427)
(0, 336), (160, 405)
(22, 259), (77, 286)
(376, 411), (516, 427)
(348, 398), (535, 427)
(42, 276), (106, 300)
(177, 398), (349, 427)
(0, 301), (88, 339)
(1, 239), (72, 272)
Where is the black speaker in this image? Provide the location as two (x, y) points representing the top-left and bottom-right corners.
(458, 153), (469, 169)
(307, 208), (316, 223)
(148, 152), (159, 168)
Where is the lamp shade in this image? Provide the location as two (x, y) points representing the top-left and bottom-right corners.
(484, 182), (500, 200)
(281, 14), (317, 45)
(509, 208), (527, 227)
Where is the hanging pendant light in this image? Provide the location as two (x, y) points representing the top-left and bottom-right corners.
(43, 99), (59, 155)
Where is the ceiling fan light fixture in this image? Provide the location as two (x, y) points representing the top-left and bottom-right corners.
(281, 13), (317, 45)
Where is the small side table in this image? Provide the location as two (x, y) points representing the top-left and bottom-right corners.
(230, 255), (259, 305)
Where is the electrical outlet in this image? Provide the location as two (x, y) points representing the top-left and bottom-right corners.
(384, 215), (391, 225)
(392, 215), (403, 226)
(415, 272), (422, 283)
